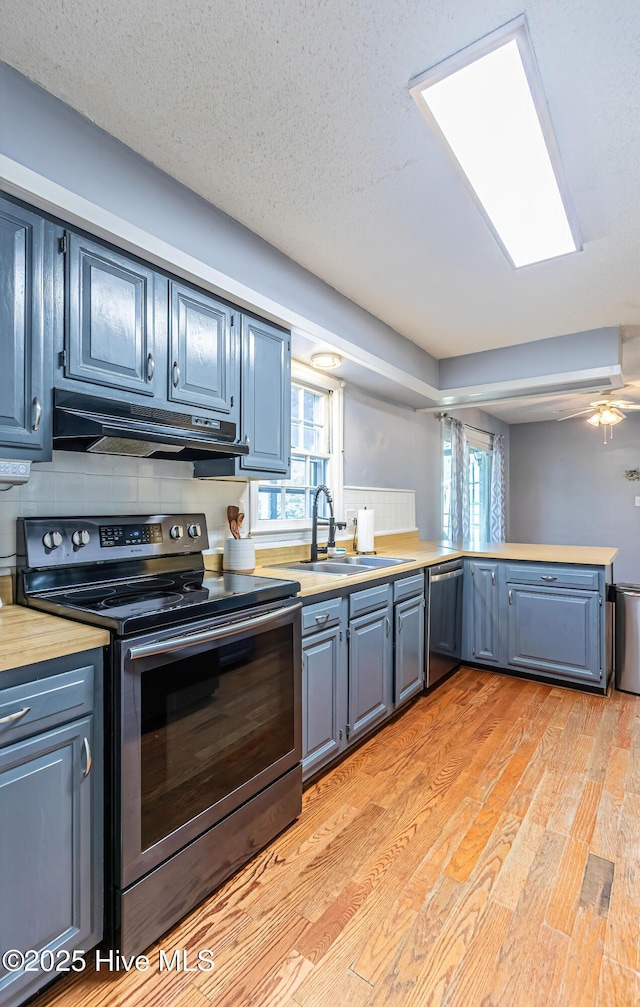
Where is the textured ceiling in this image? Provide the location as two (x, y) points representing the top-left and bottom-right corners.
(1, 0), (640, 362)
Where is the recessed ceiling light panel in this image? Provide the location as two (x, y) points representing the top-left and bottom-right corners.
(409, 16), (582, 268)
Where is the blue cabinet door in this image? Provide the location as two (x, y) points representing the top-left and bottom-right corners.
(240, 316), (290, 475)
(302, 623), (347, 779)
(507, 584), (602, 685)
(468, 561), (501, 664)
(0, 197), (51, 458)
(394, 595), (425, 706)
(348, 606), (393, 742)
(168, 281), (238, 419)
(65, 232), (165, 397)
(0, 716), (98, 1007)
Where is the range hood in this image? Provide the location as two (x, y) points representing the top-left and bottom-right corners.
(53, 390), (250, 462)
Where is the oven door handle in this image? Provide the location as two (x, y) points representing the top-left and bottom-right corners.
(126, 603), (302, 661)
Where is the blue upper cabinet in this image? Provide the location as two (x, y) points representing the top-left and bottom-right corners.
(194, 314), (291, 479)
(168, 281), (238, 421)
(0, 196), (51, 459)
(240, 316), (290, 475)
(63, 232), (166, 398)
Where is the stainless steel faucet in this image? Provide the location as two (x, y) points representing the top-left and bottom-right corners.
(310, 485), (346, 562)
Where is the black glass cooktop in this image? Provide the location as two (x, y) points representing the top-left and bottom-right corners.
(30, 569), (300, 635)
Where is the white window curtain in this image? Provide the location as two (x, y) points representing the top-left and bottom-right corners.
(449, 418), (469, 541)
(489, 433), (506, 542)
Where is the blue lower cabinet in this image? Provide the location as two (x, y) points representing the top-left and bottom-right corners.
(466, 560), (501, 664)
(394, 595), (425, 707)
(347, 602), (393, 744)
(0, 650), (103, 1007)
(302, 622), (347, 780)
(0, 718), (98, 1007)
(506, 584), (602, 685)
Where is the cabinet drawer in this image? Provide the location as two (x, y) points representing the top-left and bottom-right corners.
(302, 597), (343, 636)
(504, 563), (600, 591)
(0, 664), (94, 748)
(349, 582), (391, 619)
(393, 573), (424, 603)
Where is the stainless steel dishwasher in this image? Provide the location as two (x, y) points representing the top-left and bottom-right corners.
(615, 584), (640, 694)
(428, 559), (463, 687)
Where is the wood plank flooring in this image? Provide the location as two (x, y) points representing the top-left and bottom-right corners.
(35, 669), (640, 1007)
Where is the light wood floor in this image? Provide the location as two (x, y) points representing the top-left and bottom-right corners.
(37, 668), (640, 1007)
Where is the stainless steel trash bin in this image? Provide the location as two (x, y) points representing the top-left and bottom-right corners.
(615, 585), (640, 694)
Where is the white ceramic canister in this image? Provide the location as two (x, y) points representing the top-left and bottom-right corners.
(223, 537), (256, 573)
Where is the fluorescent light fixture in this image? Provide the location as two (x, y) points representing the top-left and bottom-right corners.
(409, 16), (581, 267)
(310, 352), (342, 370)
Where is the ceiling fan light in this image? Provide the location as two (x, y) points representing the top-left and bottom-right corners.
(587, 413), (601, 427)
(600, 408), (623, 425)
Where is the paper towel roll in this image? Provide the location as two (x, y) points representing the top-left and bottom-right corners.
(357, 509), (375, 553)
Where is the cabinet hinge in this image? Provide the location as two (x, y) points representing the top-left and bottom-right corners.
(58, 349), (67, 369)
(339, 630), (343, 642)
(346, 628), (351, 640)
(287, 341), (291, 352)
(230, 395), (234, 408)
(346, 724), (351, 739)
(339, 729), (343, 740)
(599, 596), (603, 606)
(231, 314), (234, 327)
(471, 565), (475, 576)
(472, 647), (476, 656)
(58, 234), (68, 254)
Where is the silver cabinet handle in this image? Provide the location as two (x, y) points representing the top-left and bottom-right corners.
(146, 353), (155, 381)
(491, 571), (496, 586)
(172, 362), (180, 388)
(32, 397), (42, 431)
(398, 616), (404, 632)
(541, 575), (557, 582)
(385, 616), (391, 637)
(508, 589), (513, 605)
(315, 613), (330, 624)
(82, 737), (92, 778)
(0, 706), (30, 725)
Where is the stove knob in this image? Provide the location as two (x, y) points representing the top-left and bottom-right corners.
(170, 524), (184, 540)
(187, 523), (202, 539)
(42, 530), (63, 550)
(72, 529), (91, 548)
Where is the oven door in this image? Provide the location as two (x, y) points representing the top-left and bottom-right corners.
(116, 599), (302, 888)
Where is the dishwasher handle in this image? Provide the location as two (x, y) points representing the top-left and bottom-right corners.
(430, 568), (463, 584)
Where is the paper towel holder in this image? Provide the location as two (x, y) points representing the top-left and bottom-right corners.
(354, 509), (376, 556)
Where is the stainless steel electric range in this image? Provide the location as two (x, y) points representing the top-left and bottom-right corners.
(17, 514), (302, 956)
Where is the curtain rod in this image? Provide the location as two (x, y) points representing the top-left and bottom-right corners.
(437, 412), (499, 438)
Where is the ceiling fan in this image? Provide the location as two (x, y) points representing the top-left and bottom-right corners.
(557, 396), (640, 441)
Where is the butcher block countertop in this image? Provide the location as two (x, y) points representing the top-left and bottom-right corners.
(251, 535), (618, 599)
(0, 536), (617, 672)
(0, 605), (109, 673)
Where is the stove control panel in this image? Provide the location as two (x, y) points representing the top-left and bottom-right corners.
(18, 514), (209, 569)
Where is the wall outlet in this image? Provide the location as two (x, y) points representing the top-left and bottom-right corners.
(635, 497), (640, 507)
(345, 509), (357, 528)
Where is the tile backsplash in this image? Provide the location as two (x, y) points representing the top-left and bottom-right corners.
(0, 452), (248, 575)
(343, 486), (417, 535)
(0, 459), (418, 577)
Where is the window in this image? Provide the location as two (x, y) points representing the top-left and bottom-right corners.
(252, 363), (343, 535)
(442, 421), (493, 543)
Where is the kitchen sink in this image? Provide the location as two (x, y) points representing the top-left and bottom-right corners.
(330, 555), (411, 567)
(268, 556), (412, 576)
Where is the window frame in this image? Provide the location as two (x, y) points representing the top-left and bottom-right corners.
(249, 361), (344, 540)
